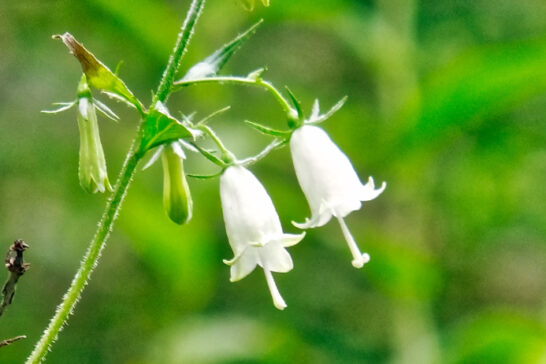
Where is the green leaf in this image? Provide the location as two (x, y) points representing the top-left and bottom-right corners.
(138, 101), (195, 153)
(53, 33), (143, 112)
(179, 19), (263, 81)
(243, 120), (291, 137)
(446, 311), (546, 364)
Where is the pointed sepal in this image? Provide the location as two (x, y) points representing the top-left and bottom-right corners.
(306, 96), (348, 124)
(53, 33), (142, 111)
(243, 120), (291, 137)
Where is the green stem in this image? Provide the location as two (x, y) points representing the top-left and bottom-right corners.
(173, 76), (295, 117)
(27, 1), (208, 362)
(239, 138), (287, 167)
(25, 145), (142, 364)
(154, 0), (205, 103)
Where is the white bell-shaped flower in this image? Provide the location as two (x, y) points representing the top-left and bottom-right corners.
(290, 125), (386, 268)
(220, 165), (305, 310)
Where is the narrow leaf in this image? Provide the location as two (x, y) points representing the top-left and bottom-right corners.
(180, 20), (263, 81)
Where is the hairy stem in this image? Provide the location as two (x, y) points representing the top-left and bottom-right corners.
(154, 0), (205, 103)
(25, 146), (142, 364)
(27, 1), (209, 362)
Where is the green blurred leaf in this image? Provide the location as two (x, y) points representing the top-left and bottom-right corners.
(446, 311), (546, 364)
(366, 234), (441, 301)
(84, 0), (179, 59)
(405, 38), (546, 147)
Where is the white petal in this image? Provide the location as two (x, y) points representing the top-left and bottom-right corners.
(292, 208), (333, 229)
(259, 243), (293, 273)
(78, 97), (90, 120)
(229, 249), (259, 282)
(360, 177), (387, 201)
(220, 166), (283, 252)
(278, 232), (306, 247)
(291, 125), (383, 225)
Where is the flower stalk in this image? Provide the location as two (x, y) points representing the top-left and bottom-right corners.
(26, 145), (141, 364)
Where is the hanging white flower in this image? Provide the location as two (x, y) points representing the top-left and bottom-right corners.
(43, 74), (118, 194)
(220, 165), (305, 310)
(290, 124), (386, 268)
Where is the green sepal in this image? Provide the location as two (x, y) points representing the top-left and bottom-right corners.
(179, 20), (263, 82)
(306, 96), (348, 125)
(187, 171), (223, 179)
(191, 143), (227, 167)
(54, 33), (143, 112)
(138, 101), (196, 154)
(247, 67), (267, 81)
(244, 120), (291, 137)
(285, 86), (303, 127)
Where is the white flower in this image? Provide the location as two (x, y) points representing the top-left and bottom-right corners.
(220, 165), (305, 310)
(290, 125), (386, 268)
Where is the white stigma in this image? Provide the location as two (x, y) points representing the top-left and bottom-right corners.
(263, 269), (287, 310)
(337, 217), (370, 268)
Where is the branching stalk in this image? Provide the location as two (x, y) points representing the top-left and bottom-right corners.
(173, 76), (295, 116)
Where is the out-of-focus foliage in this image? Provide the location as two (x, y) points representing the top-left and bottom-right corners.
(1, 0), (545, 363)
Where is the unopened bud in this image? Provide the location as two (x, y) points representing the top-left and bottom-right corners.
(161, 143), (193, 224)
(76, 75), (112, 193)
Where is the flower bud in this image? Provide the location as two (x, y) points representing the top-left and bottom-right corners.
(76, 76), (112, 193)
(161, 143), (193, 225)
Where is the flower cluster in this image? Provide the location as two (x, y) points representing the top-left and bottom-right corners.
(47, 25), (386, 311)
(34, 2), (389, 361)
(215, 102), (386, 309)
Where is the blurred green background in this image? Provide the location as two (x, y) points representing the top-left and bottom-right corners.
(1, 0), (546, 363)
